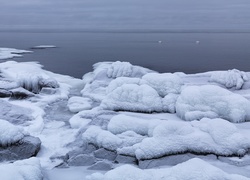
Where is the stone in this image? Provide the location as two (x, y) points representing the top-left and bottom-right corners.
(68, 154), (96, 166)
(94, 148), (117, 161)
(10, 87), (35, 99)
(67, 144), (97, 159)
(0, 99), (33, 125)
(0, 136), (41, 162)
(115, 154), (137, 164)
(0, 89), (11, 98)
(87, 161), (113, 171)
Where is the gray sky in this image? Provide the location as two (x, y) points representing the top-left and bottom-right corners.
(1, 0), (250, 31)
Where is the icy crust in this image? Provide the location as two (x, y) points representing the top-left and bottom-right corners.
(210, 69), (249, 90)
(87, 158), (249, 180)
(0, 119), (26, 146)
(0, 61), (59, 93)
(0, 48), (32, 60)
(0, 158), (43, 180)
(176, 85), (250, 123)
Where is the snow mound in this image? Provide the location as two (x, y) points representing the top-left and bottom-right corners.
(0, 158), (43, 180)
(108, 114), (164, 136)
(101, 84), (163, 113)
(176, 85), (250, 122)
(142, 73), (183, 97)
(0, 119), (26, 146)
(67, 96), (92, 113)
(0, 48), (32, 60)
(82, 126), (122, 151)
(210, 69), (248, 90)
(124, 118), (248, 160)
(87, 158), (249, 180)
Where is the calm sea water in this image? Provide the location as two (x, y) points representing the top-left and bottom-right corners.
(1, 31), (250, 78)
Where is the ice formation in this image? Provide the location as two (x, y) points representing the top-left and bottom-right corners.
(210, 69), (249, 90)
(176, 85), (250, 122)
(0, 48), (32, 60)
(67, 96), (92, 113)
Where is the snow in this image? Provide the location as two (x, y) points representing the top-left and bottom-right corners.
(142, 73), (183, 97)
(0, 48), (32, 60)
(101, 84), (163, 113)
(118, 118), (249, 159)
(210, 69), (249, 90)
(0, 119), (26, 146)
(176, 85), (250, 122)
(0, 158), (43, 180)
(87, 158), (249, 180)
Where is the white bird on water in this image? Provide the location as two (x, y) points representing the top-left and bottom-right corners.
(196, 41), (200, 44)
(158, 40), (162, 44)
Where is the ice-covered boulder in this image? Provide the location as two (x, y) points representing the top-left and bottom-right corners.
(209, 69), (248, 90)
(0, 61), (59, 93)
(82, 61), (153, 84)
(0, 119), (25, 146)
(176, 85), (250, 122)
(101, 84), (163, 113)
(82, 126), (122, 151)
(87, 158), (249, 180)
(0, 100), (33, 125)
(142, 73), (183, 97)
(0, 158), (43, 180)
(119, 118), (249, 160)
(67, 96), (92, 113)
(106, 77), (146, 94)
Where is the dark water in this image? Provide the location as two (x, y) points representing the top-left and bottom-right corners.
(1, 31), (250, 78)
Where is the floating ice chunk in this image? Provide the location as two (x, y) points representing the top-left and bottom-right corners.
(0, 48), (32, 60)
(31, 45), (56, 49)
(67, 96), (92, 113)
(87, 158), (249, 180)
(209, 69), (248, 90)
(82, 126), (122, 151)
(142, 73), (183, 97)
(101, 84), (163, 113)
(0, 158), (43, 180)
(176, 85), (250, 122)
(0, 119), (26, 146)
(119, 118), (249, 160)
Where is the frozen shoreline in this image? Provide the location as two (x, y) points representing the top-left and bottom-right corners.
(1, 48), (250, 179)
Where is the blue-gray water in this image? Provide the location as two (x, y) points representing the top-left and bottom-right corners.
(1, 31), (250, 78)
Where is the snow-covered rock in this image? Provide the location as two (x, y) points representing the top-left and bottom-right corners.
(142, 73), (183, 97)
(0, 119), (25, 146)
(0, 158), (43, 180)
(82, 126), (122, 151)
(67, 96), (92, 113)
(118, 118), (249, 159)
(101, 84), (163, 113)
(210, 69), (248, 90)
(87, 158), (249, 180)
(176, 85), (250, 122)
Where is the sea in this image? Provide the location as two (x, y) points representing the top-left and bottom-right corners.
(1, 30), (250, 78)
